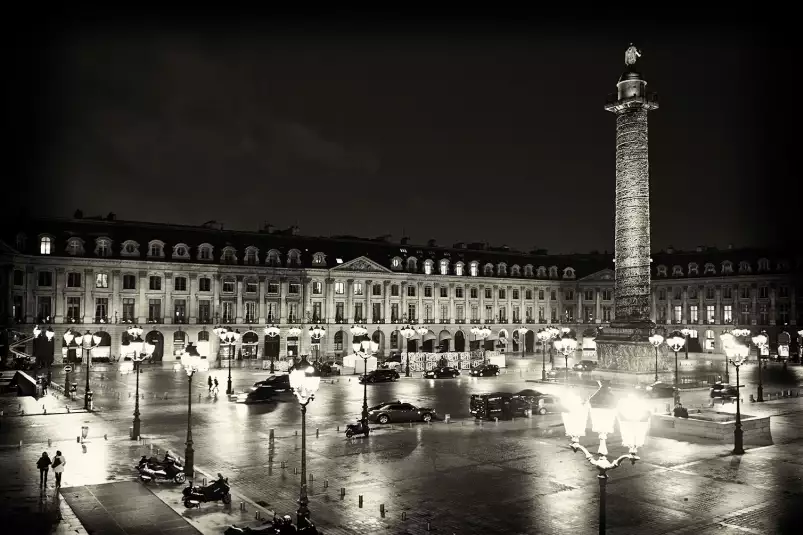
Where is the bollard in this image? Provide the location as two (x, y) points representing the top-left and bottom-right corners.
(269, 429), (275, 442)
(340, 487), (345, 498)
(76, 436), (80, 443)
(202, 478), (207, 485)
(295, 430), (298, 436)
(427, 521), (432, 531)
(336, 426), (339, 432)
(445, 414), (451, 423)
(281, 461), (286, 469)
(401, 512), (407, 521)
(104, 434), (108, 440)
(380, 504), (385, 516)
(164, 393), (168, 400)
(324, 480), (329, 489)
(129, 392), (132, 398)
(294, 467), (298, 474)
(256, 511), (261, 520)
(198, 393), (201, 402)
(48, 439), (52, 447)
(43, 406), (47, 415)
(18, 440), (22, 448)
(494, 417), (499, 425)
(358, 495), (363, 508)
(316, 428), (319, 437)
(240, 502), (245, 511)
(750, 394), (755, 402)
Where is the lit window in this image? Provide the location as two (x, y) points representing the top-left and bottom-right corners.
(469, 262), (478, 277)
(390, 257), (400, 268)
(40, 236), (52, 255)
(455, 263), (464, 276)
(335, 282), (345, 294)
(198, 245), (212, 260)
(439, 260), (449, 275)
(354, 282), (363, 295)
(66, 239), (83, 256)
(95, 273), (109, 289)
(423, 260), (433, 275)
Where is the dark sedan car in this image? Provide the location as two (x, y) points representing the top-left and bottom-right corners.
(710, 382), (739, 399)
(470, 364), (500, 377)
(572, 360), (598, 372)
(367, 402), (436, 424)
(635, 381), (677, 398)
(424, 366), (461, 379)
(234, 386), (277, 404)
(358, 369), (400, 384)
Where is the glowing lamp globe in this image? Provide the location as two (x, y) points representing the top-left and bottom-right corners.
(181, 343), (207, 375)
(719, 332), (735, 349)
(144, 342), (156, 356)
(648, 334), (664, 348)
(352, 342), (361, 354)
(400, 325), (416, 339)
(288, 327), (303, 338)
(213, 326), (227, 338)
(666, 333), (685, 352)
(731, 343), (749, 360)
(264, 324), (280, 338)
(289, 356), (320, 404)
(617, 396), (651, 451)
(589, 382), (618, 435)
(232, 329), (241, 342)
(350, 325), (367, 337)
(33, 325), (42, 338)
(63, 330), (75, 345)
(561, 393), (588, 439)
(516, 326), (528, 337)
(732, 328), (751, 338)
(129, 339), (144, 357)
(752, 333), (768, 348)
(46, 327), (55, 340)
(416, 326), (428, 336)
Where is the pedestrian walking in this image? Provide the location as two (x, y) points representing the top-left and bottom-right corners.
(212, 377), (219, 398)
(208, 376), (213, 392)
(37, 452), (51, 487)
(52, 450), (66, 487)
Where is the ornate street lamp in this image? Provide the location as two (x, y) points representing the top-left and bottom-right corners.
(263, 324), (280, 373)
(680, 327), (693, 360)
(289, 356), (320, 527)
(399, 324), (417, 377)
(308, 325), (326, 362)
(666, 331), (686, 405)
(350, 324), (368, 340)
(648, 334), (664, 382)
(470, 325), (492, 364)
(561, 382), (650, 535)
(751, 331), (768, 402)
(80, 330), (102, 410)
(536, 327), (560, 381)
(32, 325), (55, 368)
(218, 328), (240, 395)
(720, 328), (750, 384)
(121, 325), (154, 439)
(553, 334), (578, 385)
(415, 325), (429, 359)
(62, 329), (76, 397)
(181, 343), (208, 478)
(726, 341), (749, 454)
(353, 339), (379, 427)
(515, 326), (529, 360)
(212, 325), (227, 367)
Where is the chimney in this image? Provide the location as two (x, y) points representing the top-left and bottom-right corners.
(696, 245), (704, 253)
(73, 209), (84, 219)
(666, 245), (675, 254)
(400, 237), (410, 245)
(262, 222), (275, 233)
(290, 225), (299, 236)
(452, 242), (466, 249)
(106, 212), (116, 221)
(427, 239), (437, 247)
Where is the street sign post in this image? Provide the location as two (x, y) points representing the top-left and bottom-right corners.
(63, 364), (73, 373)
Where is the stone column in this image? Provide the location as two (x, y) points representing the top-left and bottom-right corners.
(138, 271), (147, 323)
(698, 286), (704, 325)
(417, 282), (423, 322)
(235, 277), (244, 323)
(545, 287), (551, 323)
(751, 284), (758, 326)
(25, 267), (35, 323)
(576, 291), (582, 324)
(189, 274), (198, 324)
(400, 282), (407, 321)
(650, 288), (657, 322)
(507, 285), (513, 324)
(665, 293), (672, 325)
(279, 277), (287, 323)
(715, 286), (722, 324)
(325, 278), (334, 322)
(383, 281), (390, 322)
(769, 286), (777, 326)
(111, 271), (121, 323)
(258, 278), (267, 323)
(493, 285), (499, 323)
(682, 287), (688, 325)
(449, 283), (456, 322)
(304, 278), (313, 323)
(346, 279), (354, 323)
(164, 272), (173, 324)
(595, 288), (602, 324)
(433, 283), (441, 323)
(790, 291), (797, 326)
(212, 275), (220, 322)
(54, 268), (65, 322)
(365, 280), (372, 323)
(479, 284), (485, 323)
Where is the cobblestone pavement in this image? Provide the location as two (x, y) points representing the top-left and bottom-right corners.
(2, 364), (802, 534)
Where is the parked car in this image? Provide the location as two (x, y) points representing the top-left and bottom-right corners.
(367, 402), (436, 424)
(572, 360), (598, 372)
(546, 368), (570, 381)
(513, 389), (561, 415)
(253, 374), (292, 397)
(710, 382), (739, 399)
(234, 386), (277, 404)
(470, 389), (559, 419)
(634, 381), (677, 398)
(470, 364), (500, 377)
(424, 366), (460, 379)
(358, 368), (400, 384)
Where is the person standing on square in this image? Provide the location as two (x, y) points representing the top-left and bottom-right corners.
(52, 450), (66, 487)
(37, 452), (51, 487)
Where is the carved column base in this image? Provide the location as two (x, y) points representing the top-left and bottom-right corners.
(595, 321), (662, 373)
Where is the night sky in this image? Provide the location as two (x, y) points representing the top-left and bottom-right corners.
(9, 14), (798, 254)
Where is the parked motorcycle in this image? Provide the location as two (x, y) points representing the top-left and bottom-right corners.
(137, 453), (186, 484)
(183, 473), (232, 508)
(345, 419), (370, 438)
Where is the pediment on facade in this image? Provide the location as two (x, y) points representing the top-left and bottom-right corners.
(332, 256), (392, 274)
(578, 268), (615, 282)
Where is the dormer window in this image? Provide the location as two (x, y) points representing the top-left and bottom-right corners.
(121, 240), (140, 257)
(688, 263), (699, 276)
(511, 265), (521, 277)
(524, 265), (533, 277)
(738, 261), (751, 274)
(93, 238), (111, 258)
(454, 262), (464, 276)
(423, 259), (433, 275)
(221, 247), (237, 264)
(469, 261), (479, 277)
(672, 265), (683, 277)
(266, 249), (281, 267)
(562, 267), (575, 279)
(66, 238), (84, 256)
(439, 259), (449, 275)
(172, 243), (190, 259)
(312, 252), (326, 266)
(721, 261), (733, 275)
(198, 243), (213, 261)
(537, 266), (547, 278)
(497, 263), (507, 276)
(483, 264), (494, 277)
(244, 247), (259, 266)
(757, 258), (770, 272)
(391, 256), (402, 270)
(548, 266), (558, 279)
(287, 249), (301, 267)
(704, 263), (716, 275)
(406, 257), (418, 272)
(147, 241), (165, 258)
(39, 236), (53, 255)
(656, 265), (668, 277)
(15, 233), (26, 251)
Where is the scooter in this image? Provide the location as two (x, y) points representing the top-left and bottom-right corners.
(183, 473), (232, 508)
(137, 454), (186, 484)
(345, 418), (370, 438)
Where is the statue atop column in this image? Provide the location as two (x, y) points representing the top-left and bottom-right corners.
(624, 44), (641, 66)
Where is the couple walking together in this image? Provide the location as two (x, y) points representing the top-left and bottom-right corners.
(37, 450), (66, 488)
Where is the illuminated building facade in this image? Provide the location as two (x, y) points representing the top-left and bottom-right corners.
(0, 215), (799, 364)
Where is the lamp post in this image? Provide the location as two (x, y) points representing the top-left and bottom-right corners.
(218, 328), (240, 395)
(32, 325), (55, 368)
(516, 326), (529, 360)
(648, 334), (664, 382)
(751, 331), (768, 402)
(121, 326), (154, 440)
(264, 324), (280, 372)
(415, 325), (429, 357)
(536, 327), (560, 381)
(798, 329), (803, 366)
(353, 339), (379, 427)
(80, 330), (102, 410)
(308, 325), (326, 362)
(470, 325), (492, 364)
(289, 356), (321, 528)
(666, 331), (685, 405)
(727, 341), (749, 454)
(553, 334), (578, 385)
(720, 329), (750, 384)
(181, 343), (208, 478)
(212, 325), (227, 368)
(680, 328), (692, 360)
(561, 382), (650, 535)
(62, 329), (76, 396)
(399, 324), (416, 377)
